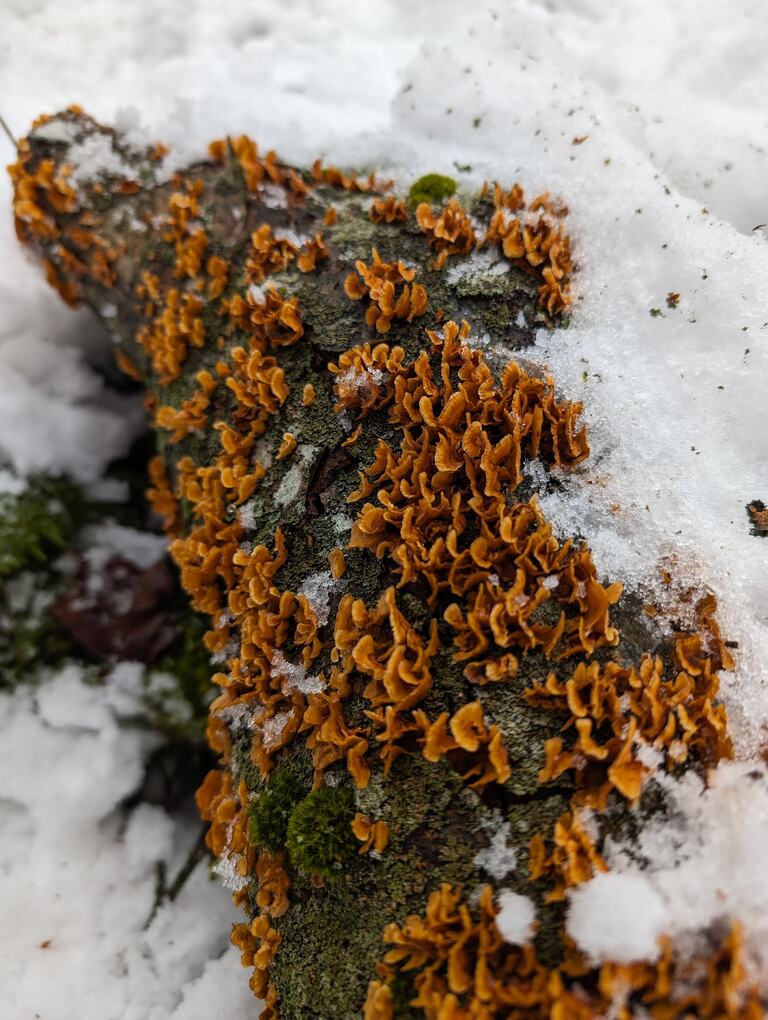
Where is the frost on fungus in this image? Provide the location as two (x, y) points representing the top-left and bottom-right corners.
(8, 107), (764, 1018)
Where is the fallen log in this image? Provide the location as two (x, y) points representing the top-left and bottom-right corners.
(8, 107), (756, 1019)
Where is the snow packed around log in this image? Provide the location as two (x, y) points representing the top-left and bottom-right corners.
(0, 0), (767, 1016)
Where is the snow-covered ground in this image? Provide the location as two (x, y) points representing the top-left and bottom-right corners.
(1, 0), (767, 1015)
(0, 666), (254, 1020)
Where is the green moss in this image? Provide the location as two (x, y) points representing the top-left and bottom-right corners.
(0, 579), (74, 685)
(272, 757), (490, 1018)
(249, 769), (309, 853)
(286, 785), (356, 880)
(0, 475), (84, 578)
(406, 173), (457, 208)
(0, 475), (86, 685)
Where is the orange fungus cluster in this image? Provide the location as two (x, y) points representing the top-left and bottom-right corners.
(364, 884), (762, 1020)
(344, 247), (429, 334)
(9, 118), (119, 306)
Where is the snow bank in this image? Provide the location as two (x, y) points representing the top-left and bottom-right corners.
(0, 308), (144, 480)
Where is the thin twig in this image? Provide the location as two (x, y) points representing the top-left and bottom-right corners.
(142, 826), (210, 930)
(166, 827), (209, 902)
(0, 112), (17, 148)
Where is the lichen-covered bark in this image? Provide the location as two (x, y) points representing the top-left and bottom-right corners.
(9, 109), (756, 1019)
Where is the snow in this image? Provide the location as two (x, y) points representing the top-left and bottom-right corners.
(0, 469), (28, 496)
(273, 227), (309, 248)
(164, 953), (257, 1020)
(0, 667), (243, 1020)
(334, 364), (388, 405)
(567, 761), (768, 979)
(271, 648), (325, 695)
(274, 443), (318, 507)
(82, 521), (170, 569)
(567, 870), (667, 964)
(0, 344), (144, 481)
(495, 890), (537, 946)
(66, 132), (137, 186)
(0, 0), (767, 1012)
(258, 709), (293, 750)
(446, 250), (508, 285)
(213, 853), (249, 894)
(474, 820), (518, 881)
(298, 570), (336, 627)
(85, 476), (131, 502)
